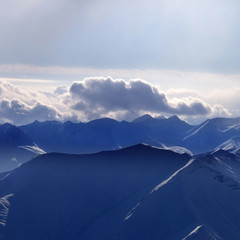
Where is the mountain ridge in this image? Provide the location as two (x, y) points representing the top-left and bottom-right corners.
(2, 115), (240, 171)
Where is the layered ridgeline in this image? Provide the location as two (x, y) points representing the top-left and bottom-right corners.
(18, 115), (192, 154)
(1, 115), (240, 171)
(16, 115), (240, 155)
(1, 145), (240, 239)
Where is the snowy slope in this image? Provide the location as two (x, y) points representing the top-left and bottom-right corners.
(182, 225), (222, 240)
(183, 117), (240, 154)
(215, 136), (240, 156)
(119, 150), (240, 240)
(0, 144), (190, 240)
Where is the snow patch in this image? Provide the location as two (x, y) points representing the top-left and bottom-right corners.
(151, 158), (195, 193)
(124, 202), (141, 221)
(163, 145), (193, 156)
(182, 225), (222, 240)
(11, 157), (17, 162)
(19, 144), (46, 155)
(182, 225), (203, 239)
(183, 120), (209, 140)
(0, 194), (14, 227)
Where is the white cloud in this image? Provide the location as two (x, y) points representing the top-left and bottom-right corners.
(69, 77), (230, 121)
(0, 81), (76, 125)
(1, 64), (240, 93)
(0, 99), (62, 125)
(0, 77), (232, 125)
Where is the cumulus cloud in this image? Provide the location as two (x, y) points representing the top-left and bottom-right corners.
(0, 77), (231, 125)
(0, 81), (76, 125)
(0, 99), (62, 125)
(69, 77), (229, 120)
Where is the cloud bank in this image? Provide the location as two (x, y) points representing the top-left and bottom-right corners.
(0, 77), (230, 125)
(0, 81), (75, 125)
(69, 77), (229, 120)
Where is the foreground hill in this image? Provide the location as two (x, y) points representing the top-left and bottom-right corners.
(0, 144), (190, 240)
(1, 144), (240, 239)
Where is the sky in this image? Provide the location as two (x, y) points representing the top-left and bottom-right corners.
(0, 0), (240, 125)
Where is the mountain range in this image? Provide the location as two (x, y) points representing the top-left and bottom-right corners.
(1, 115), (240, 171)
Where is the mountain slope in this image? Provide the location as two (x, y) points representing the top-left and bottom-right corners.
(119, 150), (240, 240)
(182, 225), (221, 240)
(18, 116), (193, 154)
(1, 144), (240, 239)
(183, 117), (240, 153)
(0, 144), (190, 240)
(0, 123), (41, 172)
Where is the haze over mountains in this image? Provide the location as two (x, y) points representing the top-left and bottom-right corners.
(1, 114), (240, 171)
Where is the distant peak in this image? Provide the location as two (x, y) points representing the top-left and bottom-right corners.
(211, 148), (228, 154)
(89, 117), (118, 124)
(132, 114), (153, 123)
(27, 120), (62, 126)
(1, 122), (14, 127)
(168, 115), (180, 121)
(211, 149), (232, 157)
(63, 120), (74, 125)
(117, 143), (191, 158)
(0, 123), (18, 132)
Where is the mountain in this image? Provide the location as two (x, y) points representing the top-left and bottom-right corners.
(0, 123), (42, 172)
(182, 117), (240, 153)
(119, 150), (240, 240)
(0, 144), (190, 240)
(215, 136), (240, 155)
(1, 115), (240, 172)
(1, 144), (240, 239)
(18, 115), (193, 154)
(19, 116), (240, 156)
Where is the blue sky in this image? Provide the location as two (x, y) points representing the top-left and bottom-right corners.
(0, 0), (240, 124)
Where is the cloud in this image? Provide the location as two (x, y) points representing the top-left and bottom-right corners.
(69, 77), (229, 120)
(54, 86), (68, 95)
(0, 81), (77, 125)
(0, 77), (231, 125)
(0, 99), (62, 125)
